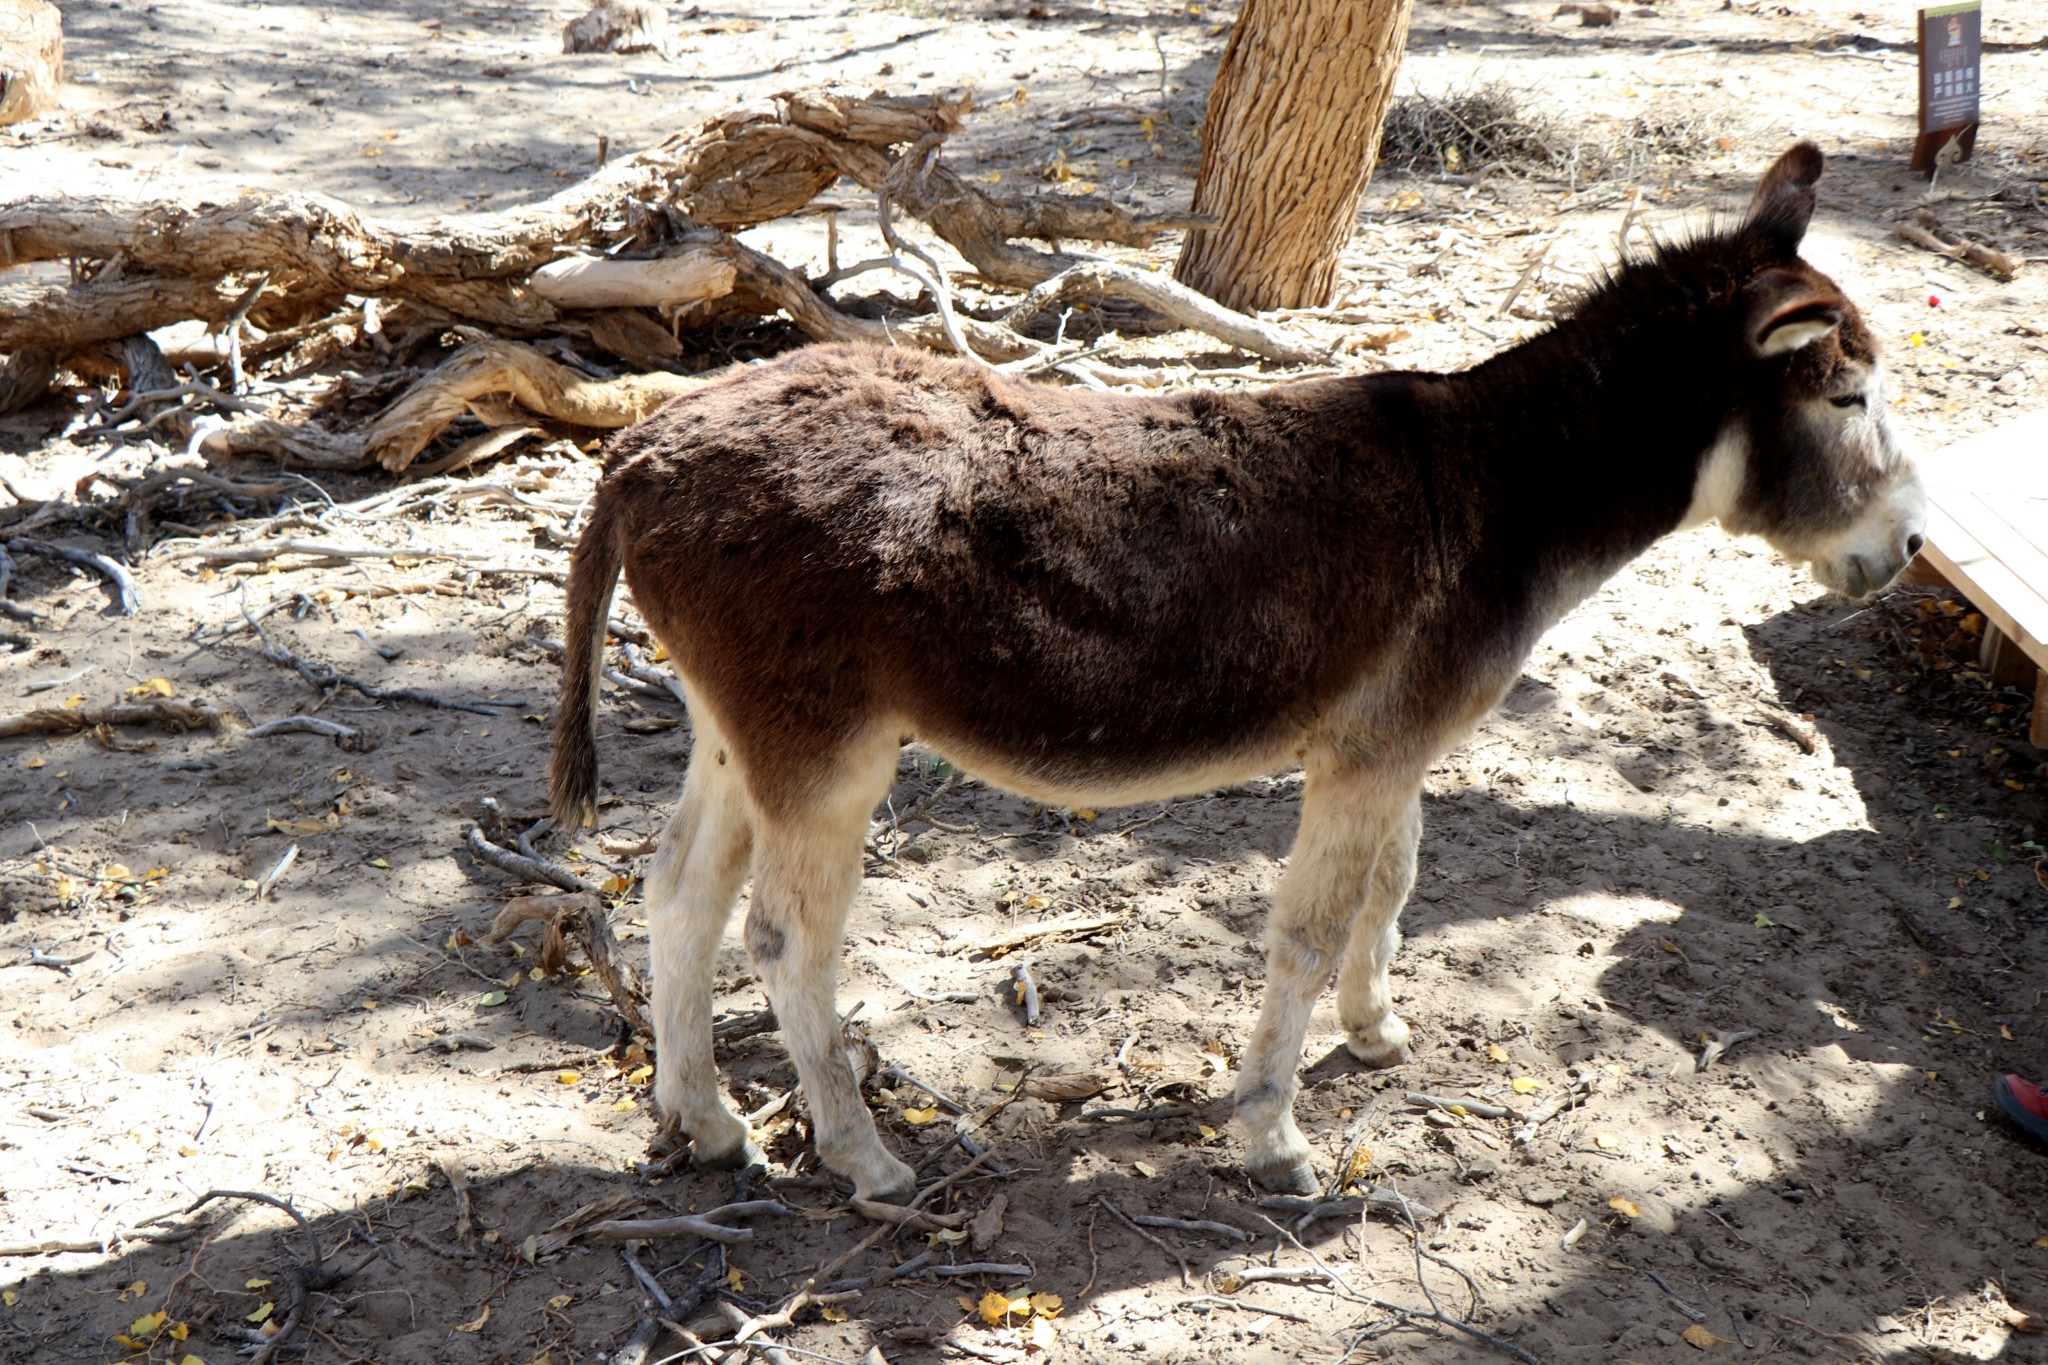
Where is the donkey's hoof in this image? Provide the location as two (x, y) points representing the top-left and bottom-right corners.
(852, 1153), (919, 1206)
(1249, 1156), (1320, 1197)
(694, 1135), (765, 1173)
(1345, 1013), (1412, 1069)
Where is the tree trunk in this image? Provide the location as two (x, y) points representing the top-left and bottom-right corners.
(1172, 0), (1413, 312)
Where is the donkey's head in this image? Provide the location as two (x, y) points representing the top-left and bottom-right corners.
(1690, 142), (1926, 599)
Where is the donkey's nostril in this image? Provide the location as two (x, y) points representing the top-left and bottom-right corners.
(1906, 532), (1925, 558)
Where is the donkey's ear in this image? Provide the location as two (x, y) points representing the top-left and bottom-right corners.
(1746, 140), (1825, 253)
(1750, 283), (1844, 358)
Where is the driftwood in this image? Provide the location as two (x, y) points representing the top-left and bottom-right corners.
(1893, 209), (2023, 281)
(0, 86), (1199, 353)
(0, 0), (60, 127)
(487, 889), (653, 1037)
(0, 699), (222, 740)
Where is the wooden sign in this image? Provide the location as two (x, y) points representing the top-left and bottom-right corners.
(1913, 1), (1982, 174)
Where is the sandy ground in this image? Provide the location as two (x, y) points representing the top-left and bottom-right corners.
(4, 1), (2048, 1363)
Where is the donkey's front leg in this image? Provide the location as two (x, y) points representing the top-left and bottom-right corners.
(1237, 766), (1416, 1194)
(1335, 792), (1421, 1067)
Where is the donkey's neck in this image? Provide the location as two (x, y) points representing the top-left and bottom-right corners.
(1427, 268), (1742, 628)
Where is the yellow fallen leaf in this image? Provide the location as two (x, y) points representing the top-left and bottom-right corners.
(2003, 1025), (2016, 1041)
(22, 756), (44, 769)
(1072, 808), (1097, 822)
(129, 1310), (167, 1337)
(1485, 1043), (1510, 1063)
(267, 815), (336, 836)
(59, 694), (84, 708)
(1511, 1077), (1542, 1094)
(902, 1105), (940, 1125)
(957, 1295), (978, 1313)
(456, 1305), (490, 1332)
(726, 1267), (746, 1291)
(1948, 897), (1964, 909)
(557, 1070), (582, 1085)
(1608, 1197), (1640, 1218)
(1341, 1147), (1373, 1191)
(247, 1302), (275, 1325)
(628, 1065), (654, 1085)
(364, 1128), (389, 1153)
(929, 1228), (971, 1246)
(602, 875), (632, 895)
(1028, 1292), (1064, 1317)
(0, 1289), (14, 1307)
(547, 1294), (574, 1310)
(1592, 1131), (1620, 1151)
(1197, 1124), (1218, 1139)
(821, 1307), (849, 1323)
(1025, 894), (1050, 910)
(167, 1320), (189, 1340)
(1682, 1323), (1721, 1348)
(178, 1144), (198, 1157)
(120, 1280), (147, 1302)
(125, 677), (174, 698)
(245, 1279), (271, 1290)
(175, 1355), (205, 1365)
(978, 1291), (1030, 1325)
(1026, 1315), (1058, 1350)
(359, 999), (380, 1010)
(1132, 1160), (1158, 1177)
(2033, 1237), (2048, 1249)
(611, 1097), (637, 1112)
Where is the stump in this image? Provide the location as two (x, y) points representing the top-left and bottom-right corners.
(563, 0), (670, 56)
(0, 0), (61, 126)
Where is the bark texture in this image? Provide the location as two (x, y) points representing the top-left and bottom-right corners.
(1173, 0), (1414, 311)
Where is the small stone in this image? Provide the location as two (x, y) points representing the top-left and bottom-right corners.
(1521, 1183), (1566, 1207)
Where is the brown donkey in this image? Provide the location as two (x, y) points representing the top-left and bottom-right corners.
(551, 143), (1924, 1200)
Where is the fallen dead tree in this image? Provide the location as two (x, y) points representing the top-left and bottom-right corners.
(0, 83), (1325, 473)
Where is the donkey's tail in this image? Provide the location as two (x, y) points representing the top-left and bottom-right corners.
(550, 489), (624, 829)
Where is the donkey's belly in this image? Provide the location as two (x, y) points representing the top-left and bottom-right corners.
(907, 721), (1307, 810)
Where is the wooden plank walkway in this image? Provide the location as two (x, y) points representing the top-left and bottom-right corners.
(1913, 408), (2048, 744)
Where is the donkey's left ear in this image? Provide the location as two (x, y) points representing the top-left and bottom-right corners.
(1746, 140), (1825, 254)
(1756, 302), (1842, 356)
(1746, 271), (1844, 357)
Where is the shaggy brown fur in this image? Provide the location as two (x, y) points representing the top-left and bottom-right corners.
(549, 143), (1923, 1201)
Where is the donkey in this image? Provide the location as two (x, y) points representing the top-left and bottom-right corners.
(550, 142), (1923, 1200)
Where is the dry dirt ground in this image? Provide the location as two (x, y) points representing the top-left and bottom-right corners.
(5, 2), (2048, 1363)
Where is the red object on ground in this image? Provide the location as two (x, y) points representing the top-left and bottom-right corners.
(1995, 1074), (2048, 1146)
(1929, 294), (1942, 307)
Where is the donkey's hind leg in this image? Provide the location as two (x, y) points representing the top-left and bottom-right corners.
(1237, 765), (1416, 1195)
(646, 713), (758, 1170)
(743, 731), (915, 1203)
(1334, 791), (1421, 1067)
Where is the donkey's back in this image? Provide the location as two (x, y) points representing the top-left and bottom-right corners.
(577, 345), (1458, 813)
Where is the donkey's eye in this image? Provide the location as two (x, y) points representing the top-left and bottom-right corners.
(1829, 394), (1867, 410)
